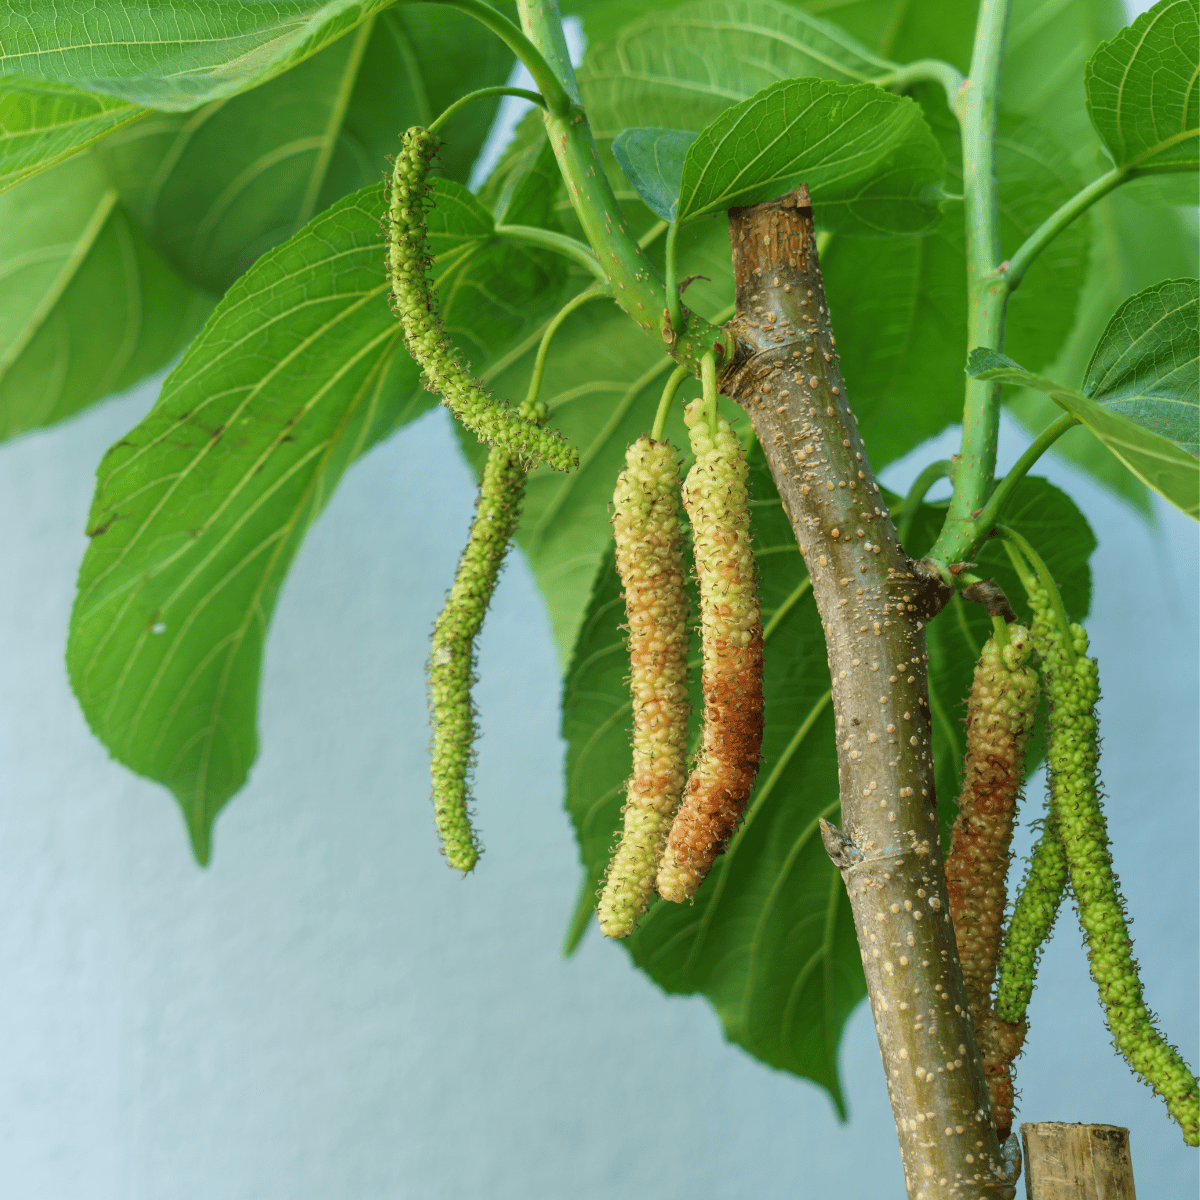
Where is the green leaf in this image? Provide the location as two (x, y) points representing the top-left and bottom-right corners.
(675, 78), (944, 231)
(611, 126), (696, 221)
(96, 9), (517, 292)
(902, 478), (1095, 841)
(580, 0), (900, 140)
(1005, 189), (1197, 517)
(821, 106), (1090, 467)
(998, 0), (1186, 509)
(1002, 0), (1127, 176)
(968, 314), (1200, 520)
(0, 1), (395, 111)
(1082, 278), (1199, 453)
(0, 78), (146, 193)
(799, 0), (980, 72)
(495, 129), (568, 230)
(67, 178), (558, 862)
(1085, 0), (1200, 175)
(0, 153), (210, 442)
(562, 442), (859, 1112)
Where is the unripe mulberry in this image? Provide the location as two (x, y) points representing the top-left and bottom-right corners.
(998, 583), (1199, 1144)
(944, 625), (1038, 1139)
(1036, 608), (1197, 1144)
(428, 444), (528, 871)
(598, 438), (690, 937)
(657, 400), (763, 904)
(947, 625), (1039, 1011)
(387, 127), (575, 472)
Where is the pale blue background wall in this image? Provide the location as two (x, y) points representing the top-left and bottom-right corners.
(1, 3), (1197, 1195)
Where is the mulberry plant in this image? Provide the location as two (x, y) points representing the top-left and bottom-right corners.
(4, 0), (1199, 1194)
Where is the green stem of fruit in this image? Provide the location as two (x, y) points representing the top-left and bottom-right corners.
(494, 223), (606, 280)
(991, 611), (1010, 653)
(969, 413), (1080, 539)
(701, 349), (718, 431)
(995, 524), (1075, 663)
(929, 0), (1011, 568)
(429, 85), (545, 135)
(523, 282), (614, 412)
(1002, 167), (1127, 296)
(653, 364), (690, 441)
(516, 0), (723, 370)
(423, 0), (572, 117)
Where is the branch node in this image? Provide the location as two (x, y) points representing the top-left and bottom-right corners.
(819, 819), (863, 870)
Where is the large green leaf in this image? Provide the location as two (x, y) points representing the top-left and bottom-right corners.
(0, 1), (394, 111)
(0, 153), (210, 442)
(611, 126), (696, 220)
(1085, 0), (1200, 175)
(1081, 278), (1199, 452)
(1004, 194), (1197, 517)
(96, 8), (516, 293)
(562, 442), (857, 1112)
(580, 0), (899, 140)
(0, 78), (145, 193)
(675, 77), (944, 231)
(1002, 0), (1128, 175)
(968, 278), (1200, 519)
(820, 105), (1091, 468)
(67, 178), (559, 862)
(568, 0), (981, 70)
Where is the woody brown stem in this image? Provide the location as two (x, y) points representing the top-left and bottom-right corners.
(720, 188), (1015, 1198)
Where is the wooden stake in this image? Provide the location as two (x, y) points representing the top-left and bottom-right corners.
(1020, 1123), (1136, 1199)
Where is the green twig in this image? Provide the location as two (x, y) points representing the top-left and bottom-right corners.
(516, 0), (723, 370)
(523, 282), (614, 412)
(429, 85), (545, 135)
(652, 364), (690, 441)
(494, 224), (607, 280)
(639, 220), (669, 249)
(969, 413), (1080, 540)
(930, 0), (1011, 566)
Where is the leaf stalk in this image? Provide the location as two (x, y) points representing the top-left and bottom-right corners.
(1000, 166), (1127, 296)
(493, 223), (607, 280)
(878, 57), (966, 107)
(423, 0), (573, 116)
(969, 413), (1079, 540)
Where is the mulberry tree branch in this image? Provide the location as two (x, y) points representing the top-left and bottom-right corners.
(719, 188), (1016, 1199)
